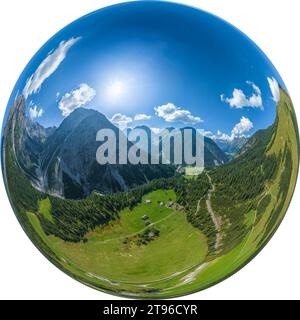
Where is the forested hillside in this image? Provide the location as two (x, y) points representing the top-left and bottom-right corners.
(1, 87), (299, 298)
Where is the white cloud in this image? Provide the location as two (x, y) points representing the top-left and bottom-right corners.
(110, 113), (133, 127)
(203, 130), (217, 140)
(134, 114), (152, 121)
(154, 103), (202, 124)
(203, 130), (213, 137)
(267, 77), (280, 103)
(217, 133), (232, 142)
(29, 104), (44, 120)
(221, 81), (263, 109)
(58, 83), (96, 117)
(110, 113), (151, 127)
(150, 127), (161, 135)
(232, 116), (253, 136)
(23, 37), (81, 99)
(215, 117), (253, 142)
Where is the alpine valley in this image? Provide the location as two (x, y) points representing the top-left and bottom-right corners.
(2, 1), (299, 300)
(2, 87), (298, 298)
(5, 95), (228, 199)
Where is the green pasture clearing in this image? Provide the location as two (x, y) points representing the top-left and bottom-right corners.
(88, 189), (177, 241)
(28, 189), (208, 287)
(38, 198), (53, 222)
(21, 89), (300, 298)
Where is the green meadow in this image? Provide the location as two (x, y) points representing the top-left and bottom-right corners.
(3, 88), (299, 298)
(27, 189), (208, 290)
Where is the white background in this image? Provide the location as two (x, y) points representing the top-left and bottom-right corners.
(0, 0), (299, 300)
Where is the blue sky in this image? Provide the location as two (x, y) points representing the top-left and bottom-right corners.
(4, 1), (285, 141)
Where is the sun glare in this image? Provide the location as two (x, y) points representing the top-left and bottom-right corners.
(101, 73), (137, 108)
(106, 80), (125, 100)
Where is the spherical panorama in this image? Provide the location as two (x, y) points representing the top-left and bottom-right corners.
(1, 1), (299, 298)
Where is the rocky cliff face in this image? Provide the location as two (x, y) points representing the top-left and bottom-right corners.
(5, 96), (229, 199)
(40, 108), (175, 198)
(6, 98), (175, 198)
(204, 136), (229, 167)
(3, 96), (52, 190)
(133, 125), (229, 167)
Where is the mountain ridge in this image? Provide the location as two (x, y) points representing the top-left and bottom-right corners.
(214, 136), (248, 158)
(6, 98), (176, 198)
(6, 96), (231, 199)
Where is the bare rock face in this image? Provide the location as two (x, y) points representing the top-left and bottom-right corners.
(6, 96), (229, 199)
(7, 98), (175, 198)
(4, 96), (50, 190)
(40, 107), (176, 198)
(203, 136), (229, 167)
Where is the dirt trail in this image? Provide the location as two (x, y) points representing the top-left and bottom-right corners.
(205, 173), (222, 250)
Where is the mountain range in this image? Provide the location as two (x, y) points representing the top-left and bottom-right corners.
(214, 137), (248, 158)
(133, 125), (229, 167)
(7, 96), (230, 199)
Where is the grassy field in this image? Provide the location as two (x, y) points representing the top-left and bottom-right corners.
(153, 88), (300, 297)
(4, 88), (298, 298)
(27, 189), (208, 291)
(38, 198), (53, 222)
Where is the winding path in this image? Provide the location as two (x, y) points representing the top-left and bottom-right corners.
(205, 173), (222, 250)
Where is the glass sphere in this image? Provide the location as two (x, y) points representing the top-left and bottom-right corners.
(1, 1), (299, 298)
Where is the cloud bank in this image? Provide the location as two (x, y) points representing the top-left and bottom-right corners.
(134, 114), (152, 121)
(150, 127), (161, 135)
(221, 81), (263, 109)
(110, 113), (133, 127)
(267, 77), (280, 103)
(23, 37), (81, 99)
(58, 83), (96, 117)
(29, 104), (44, 120)
(154, 103), (202, 124)
(208, 116), (253, 142)
(231, 116), (253, 137)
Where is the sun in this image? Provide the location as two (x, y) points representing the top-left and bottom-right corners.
(101, 73), (136, 108)
(106, 80), (125, 100)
